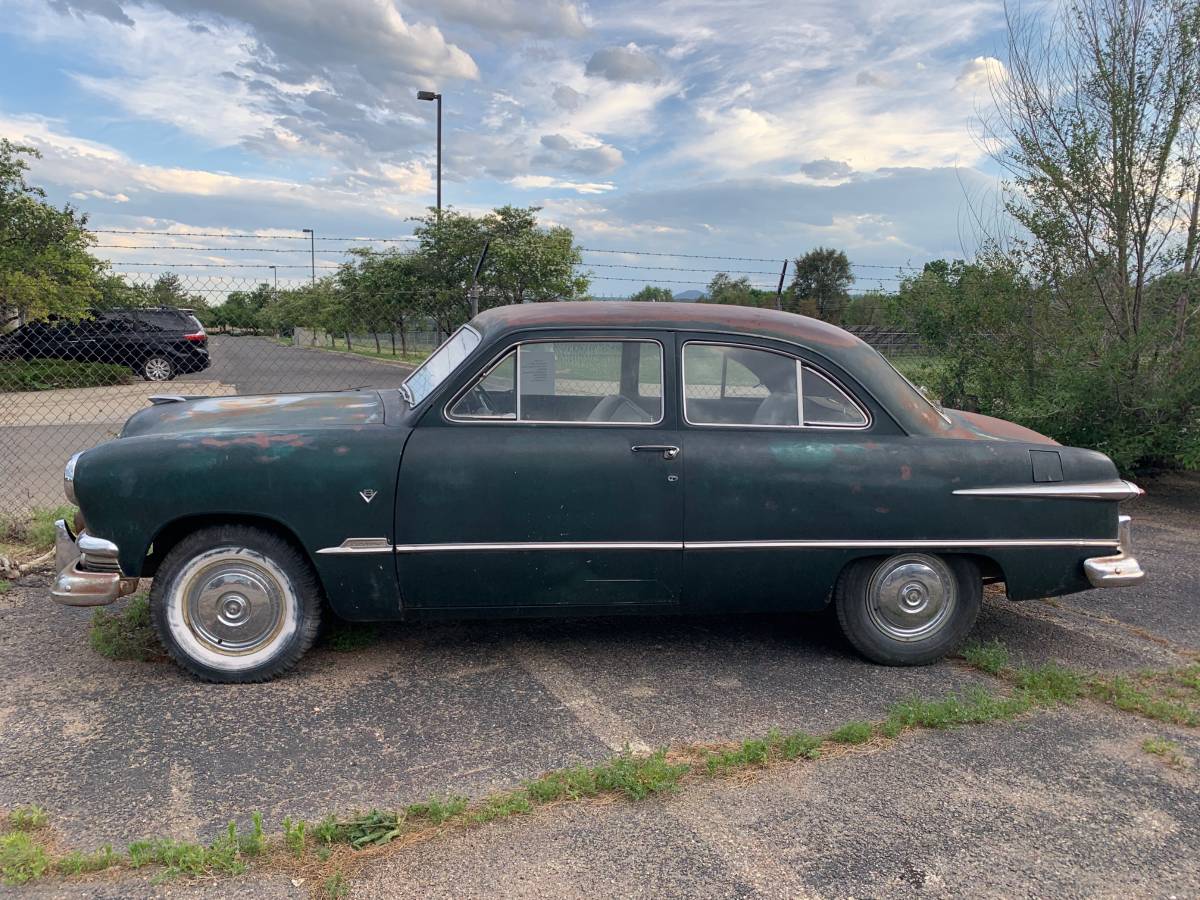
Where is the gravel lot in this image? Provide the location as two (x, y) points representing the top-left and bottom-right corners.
(0, 478), (1196, 898)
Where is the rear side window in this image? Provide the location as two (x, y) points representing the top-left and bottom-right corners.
(134, 310), (192, 332)
(450, 340), (663, 424)
(683, 342), (868, 428)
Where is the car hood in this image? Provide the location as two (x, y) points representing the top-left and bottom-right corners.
(939, 407), (1059, 445)
(120, 390), (385, 438)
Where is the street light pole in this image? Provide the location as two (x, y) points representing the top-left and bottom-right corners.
(301, 228), (315, 285)
(416, 90), (442, 215)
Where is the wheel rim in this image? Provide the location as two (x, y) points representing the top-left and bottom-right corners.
(166, 548), (298, 671)
(865, 553), (957, 642)
(145, 358), (172, 380)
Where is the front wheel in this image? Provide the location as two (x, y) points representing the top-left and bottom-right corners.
(835, 553), (981, 666)
(141, 355), (175, 381)
(150, 526), (323, 682)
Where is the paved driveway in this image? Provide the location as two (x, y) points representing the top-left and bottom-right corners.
(0, 336), (413, 510)
(1, 478), (1196, 898)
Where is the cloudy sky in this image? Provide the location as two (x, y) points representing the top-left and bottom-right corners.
(0, 0), (1009, 294)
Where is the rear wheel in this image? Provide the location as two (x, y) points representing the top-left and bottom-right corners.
(835, 553), (980, 666)
(150, 526), (323, 682)
(141, 355), (175, 381)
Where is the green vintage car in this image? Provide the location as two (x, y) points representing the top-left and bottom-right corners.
(51, 302), (1145, 682)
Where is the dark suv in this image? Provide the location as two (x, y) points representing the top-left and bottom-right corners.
(0, 308), (210, 381)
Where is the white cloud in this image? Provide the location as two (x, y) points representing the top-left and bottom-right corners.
(956, 55), (1006, 93)
(510, 175), (615, 194)
(70, 189), (130, 202)
(411, 0), (587, 38)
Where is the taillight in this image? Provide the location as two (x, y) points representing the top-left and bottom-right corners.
(184, 332), (206, 342)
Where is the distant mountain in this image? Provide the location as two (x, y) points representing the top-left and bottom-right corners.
(673, 290), (704, 301)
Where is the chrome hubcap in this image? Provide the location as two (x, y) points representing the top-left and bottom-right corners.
(145, 359), (171, 380)
(184, 561), (285, 655)
(866, 554), (956, 642)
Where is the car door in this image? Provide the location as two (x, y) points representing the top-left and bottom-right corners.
(395, 331), (683, 613)
(677, 335), (887, 613)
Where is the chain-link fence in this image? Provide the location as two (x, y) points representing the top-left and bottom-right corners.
(1, 272), (922, 511)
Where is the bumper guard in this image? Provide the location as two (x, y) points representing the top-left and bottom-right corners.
(50, 519), (138, 607)
(1083, 515), (1146, 588)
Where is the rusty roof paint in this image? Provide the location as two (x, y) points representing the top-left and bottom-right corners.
(472, 301), (860, 349)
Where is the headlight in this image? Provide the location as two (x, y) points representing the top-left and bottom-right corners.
(64, 451), (83, 506)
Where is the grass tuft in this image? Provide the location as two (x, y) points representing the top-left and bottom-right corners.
(0, 506), (74, 555)
(281, 818), (306, 856)
(828, 721), (874, 745)
(56, 846), (117, 876)
(89, 594), (159, 662)
(6, 805), (48, 832)
(1141, 737), (1186, 767)
(322, 622), (380, 653)
(884, 687), (1031, 736)
(0, 580), (10, 594)
(0, 832), (50, 885)
(323, 871), (350, 898)
(962, 639), (1010, 675)
(1012, 663), (1086, 706)
(1091, 675), (1199, 727)
(404, 796), (468, 825)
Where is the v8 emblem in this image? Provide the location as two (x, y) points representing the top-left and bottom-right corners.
(359, 489), (378, 504)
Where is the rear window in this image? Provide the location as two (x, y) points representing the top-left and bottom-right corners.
(134, 310), (194, 332)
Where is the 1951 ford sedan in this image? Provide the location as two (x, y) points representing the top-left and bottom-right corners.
(51, 302), (1145, 682)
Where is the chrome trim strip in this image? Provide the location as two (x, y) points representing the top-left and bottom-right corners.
(379, 537), (1118, 554)
(394, 541), (683, 553)
(685, 538), (1117, 550)
(952, 480), (1143, 501)
(316, 537), (394, 555)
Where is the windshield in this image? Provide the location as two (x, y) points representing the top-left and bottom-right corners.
(401, 325), (482, 406)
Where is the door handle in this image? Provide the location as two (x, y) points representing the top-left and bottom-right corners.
(631, 444), (680, 460)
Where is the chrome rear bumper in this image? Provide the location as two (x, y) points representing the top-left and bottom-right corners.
(50, 519), (138, 607)
(1084, 515), (1145, 588)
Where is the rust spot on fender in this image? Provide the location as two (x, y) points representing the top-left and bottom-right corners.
(900, 465), (912, 480)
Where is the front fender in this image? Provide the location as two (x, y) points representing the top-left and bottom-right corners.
(73, 426), (407, 581)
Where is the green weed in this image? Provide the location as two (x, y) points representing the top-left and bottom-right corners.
(281, 817), (306, 856)
(1013, 663), (1086, 706)
(962, 639), (1010, 675)
(1090, 675), (1199, 727)
(884, 687), (1031, 736)
(323, 621), (379, 652)
(323, 871), (350, 898)
(828, 721), (874, 745)
(89, 594), (159, 662)
(0, 832), (50, 885)
(469, 792), (533, 824)
(404, 796), (468, 824)
(6, 805), (48, 831)
(0, 506), (74, 555)
(1141, 737), (1186, 766)
(56, 846), (116, 876)
(0, 580), (10, 594)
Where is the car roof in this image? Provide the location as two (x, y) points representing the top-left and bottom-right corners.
(471, 301), (861, 352)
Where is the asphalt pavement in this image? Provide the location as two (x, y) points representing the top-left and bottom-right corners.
(0, 481), (1196, 899)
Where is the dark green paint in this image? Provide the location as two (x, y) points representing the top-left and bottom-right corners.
(68, 304), (1124, 622)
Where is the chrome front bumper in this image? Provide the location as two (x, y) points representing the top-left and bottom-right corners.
(1084, 515), (1145, 588)
(50, 519), (138, 607)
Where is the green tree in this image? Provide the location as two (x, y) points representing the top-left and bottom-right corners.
(630, 285), (674, 302)
(937, 0), (1200, 470)
(410, 205), (589, 334)
(0, 140), (105, 328)
(788, 247), (853, 321)
(704, 272), (774, 307)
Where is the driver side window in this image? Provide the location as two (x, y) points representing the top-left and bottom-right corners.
(449, 340), (664, 425)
